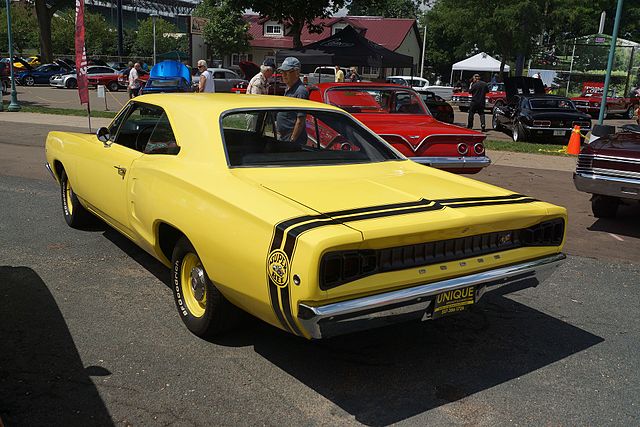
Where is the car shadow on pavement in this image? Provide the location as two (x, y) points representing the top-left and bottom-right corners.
(587, 203), (640, 239)
(0, 266), (114, 426)
(215, 286), (604, 426)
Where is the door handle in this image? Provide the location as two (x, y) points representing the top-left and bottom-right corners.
(113, 165), (126, 179)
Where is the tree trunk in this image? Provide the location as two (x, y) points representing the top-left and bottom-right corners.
(515, 53), (525, 76)
(290, 20), (302, 49)
(499, 57), (506, 81)
(35, 0), (53, 63)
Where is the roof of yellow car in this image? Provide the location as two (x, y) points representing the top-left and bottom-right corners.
(134, 93), (343, 116)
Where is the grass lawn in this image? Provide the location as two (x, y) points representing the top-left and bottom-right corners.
(1, 101), (116, 118)
(485, 139), (571, 156)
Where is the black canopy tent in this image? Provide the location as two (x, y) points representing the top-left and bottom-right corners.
(275, 26), (414, 71)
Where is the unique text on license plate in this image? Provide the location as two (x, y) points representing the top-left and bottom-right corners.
(432, 286), (475, 318)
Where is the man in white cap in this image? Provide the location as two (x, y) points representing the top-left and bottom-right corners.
(246, 60), (274, 95)
(276, 57), (309, 144)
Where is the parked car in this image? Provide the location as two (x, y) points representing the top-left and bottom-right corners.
(451, 82), (507, 112)
(15, 62), (73, 86)
(415, 89), (455, 124)
(492, 76), (592, 142)
(139, 60), (192, 95)
(571, 87), (638, 119)
(117, 68), (150, 88)
(44, 93), (567, 339)
(306, 66), (338, 84)
(308, 82), (489, 174)
(13, 55), (41, 70)
(192, 67), (247, 92)
(50, 66), (118, 89)
(574, 124), (640, 218)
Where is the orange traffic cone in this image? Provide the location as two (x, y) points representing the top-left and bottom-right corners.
(567, 125), (581, 155)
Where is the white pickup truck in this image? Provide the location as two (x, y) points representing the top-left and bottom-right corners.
(305, 67), (336, 84)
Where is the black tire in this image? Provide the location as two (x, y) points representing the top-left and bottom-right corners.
(171, 237), (238, 338)
(60, 169), (94, 228)
(492, 112), (502, 131)
(591, 195), (619, 218)
(459, 106), (469, 112)
(107, 81), (119, 92)
(66, 78), (77, 89)
(625, 105), (634, 119)
(24, 76), (35, 86)
(512, 122), (527, 142)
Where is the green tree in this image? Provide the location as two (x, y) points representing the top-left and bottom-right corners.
(236, 0), (347, 48)
(0, 3), (39, 53)
(51, 9), (116, 55)
(348, 0), (419, 19)
(193, 0), (251, 58)
(131, 17), (188, 57)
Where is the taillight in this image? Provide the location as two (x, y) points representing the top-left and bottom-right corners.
(474, 143), (485, 155)
(320, 251), (378, 290)
(457, 143), (469, 155)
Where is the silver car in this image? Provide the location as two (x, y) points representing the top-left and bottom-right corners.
(192, 67), (247, 92)
(50, 65), (117, 89)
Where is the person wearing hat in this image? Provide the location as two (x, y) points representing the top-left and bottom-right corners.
(467, 73), (489, 132)
(276, 57), (309, 144)
(246, 60), (274, 95)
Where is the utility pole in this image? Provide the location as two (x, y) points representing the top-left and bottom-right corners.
(420, 23), (427, 79)
(599, 0), (624, 125)
(117, 0), (124, 60)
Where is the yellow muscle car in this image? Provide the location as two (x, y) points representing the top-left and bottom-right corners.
(45, 93), (567, 339)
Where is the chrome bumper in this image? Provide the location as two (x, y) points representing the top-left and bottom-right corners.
(297, 253), (566, 339)
(410, 155), (491, 169)
(574, 172), (640, 200)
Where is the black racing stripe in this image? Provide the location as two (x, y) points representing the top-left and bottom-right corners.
(270, 214), (324, 251)
(279, 287), (304, 336)
(283, 204), (444, 259)
(444, 198), (538, 209)
(324, 198), (433, 218)
(436, 193), (528, 204)
(268, 280), (291, 333)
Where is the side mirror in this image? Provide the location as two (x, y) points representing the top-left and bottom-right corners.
(96, 127), (111, 146)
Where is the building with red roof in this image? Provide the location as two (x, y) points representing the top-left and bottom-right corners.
(231, 14), (421, 78)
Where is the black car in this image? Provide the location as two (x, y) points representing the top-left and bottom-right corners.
(492, 76), (591, 142)
(416, 89), (455, 124)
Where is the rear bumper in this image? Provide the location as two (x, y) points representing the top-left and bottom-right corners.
(574, 172), (640, 200)
(297, 253), (566, 339)
(410, 155), (491, 169)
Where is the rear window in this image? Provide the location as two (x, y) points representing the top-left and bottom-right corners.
(221, 109), (401, 167)
(148, 79), (182, 88)
(326, 87), (429, 115)
(529, 98), (576, 110)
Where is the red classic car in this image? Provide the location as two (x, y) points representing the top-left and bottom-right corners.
(451, 83), (507, 112)
(99, 69), (149, 91)
(574, 124), (640, 218)
(308, 82), (489, 174)
(571, 84), (638, 119)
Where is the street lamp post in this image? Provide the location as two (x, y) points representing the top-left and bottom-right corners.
(5, 0), (21, 111)
(151, 14), (157, 66)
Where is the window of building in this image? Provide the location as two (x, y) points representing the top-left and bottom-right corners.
(231, 53), (252, 66)
(332, 23), (349, 35)
(264, 21), (283, 36)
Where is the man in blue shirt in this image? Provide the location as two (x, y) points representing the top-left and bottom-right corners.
(277, 57), (309, 144)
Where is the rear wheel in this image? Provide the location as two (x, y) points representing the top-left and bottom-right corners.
(171, 237), (239, 338)
(625, 105), (635, 119)
(66, 78), (77, 89)
(512, 123), (527, 142)
(107, 81), (119, 92)
(60, 169), (94, 228)
(24, 76), (35, 86)
(591, 195), (619, 218)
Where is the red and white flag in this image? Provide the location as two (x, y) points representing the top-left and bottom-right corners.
(74, 0), (89, 105)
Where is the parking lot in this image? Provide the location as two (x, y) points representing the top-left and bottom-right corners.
(1, 88), (639, 426)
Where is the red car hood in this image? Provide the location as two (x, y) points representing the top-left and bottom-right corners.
(572, 95), (604, 102)
(353, 113), (482, 141)
(584, 131), (640, 159)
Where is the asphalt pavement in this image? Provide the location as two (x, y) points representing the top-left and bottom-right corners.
(0, 105), (639, 426)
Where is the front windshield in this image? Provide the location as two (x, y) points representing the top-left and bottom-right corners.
(529, 98), (576, 109)
(221, 109), (401, 167)
(326, 88), (429, 115)
(489, 83), (504, 92)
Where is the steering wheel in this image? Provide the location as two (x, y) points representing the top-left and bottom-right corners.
(135, 125), (155, 152)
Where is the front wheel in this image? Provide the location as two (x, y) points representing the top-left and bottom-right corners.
(625, 105), (635, 119)
(591, 195), (619, 218)
(107, 81), (119, 92)
(66, 78), (77, 89)
(171, 237), (238, 338)
(492, 112), (502, 131)
(24, 76), (35, 86)
(60, 169), (94, 228)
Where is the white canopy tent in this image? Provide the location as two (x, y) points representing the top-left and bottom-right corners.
(449, 52), (510, 83)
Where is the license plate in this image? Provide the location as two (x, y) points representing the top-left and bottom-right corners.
(553, 130), (565, 136)
(432, 285), (475, 319)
